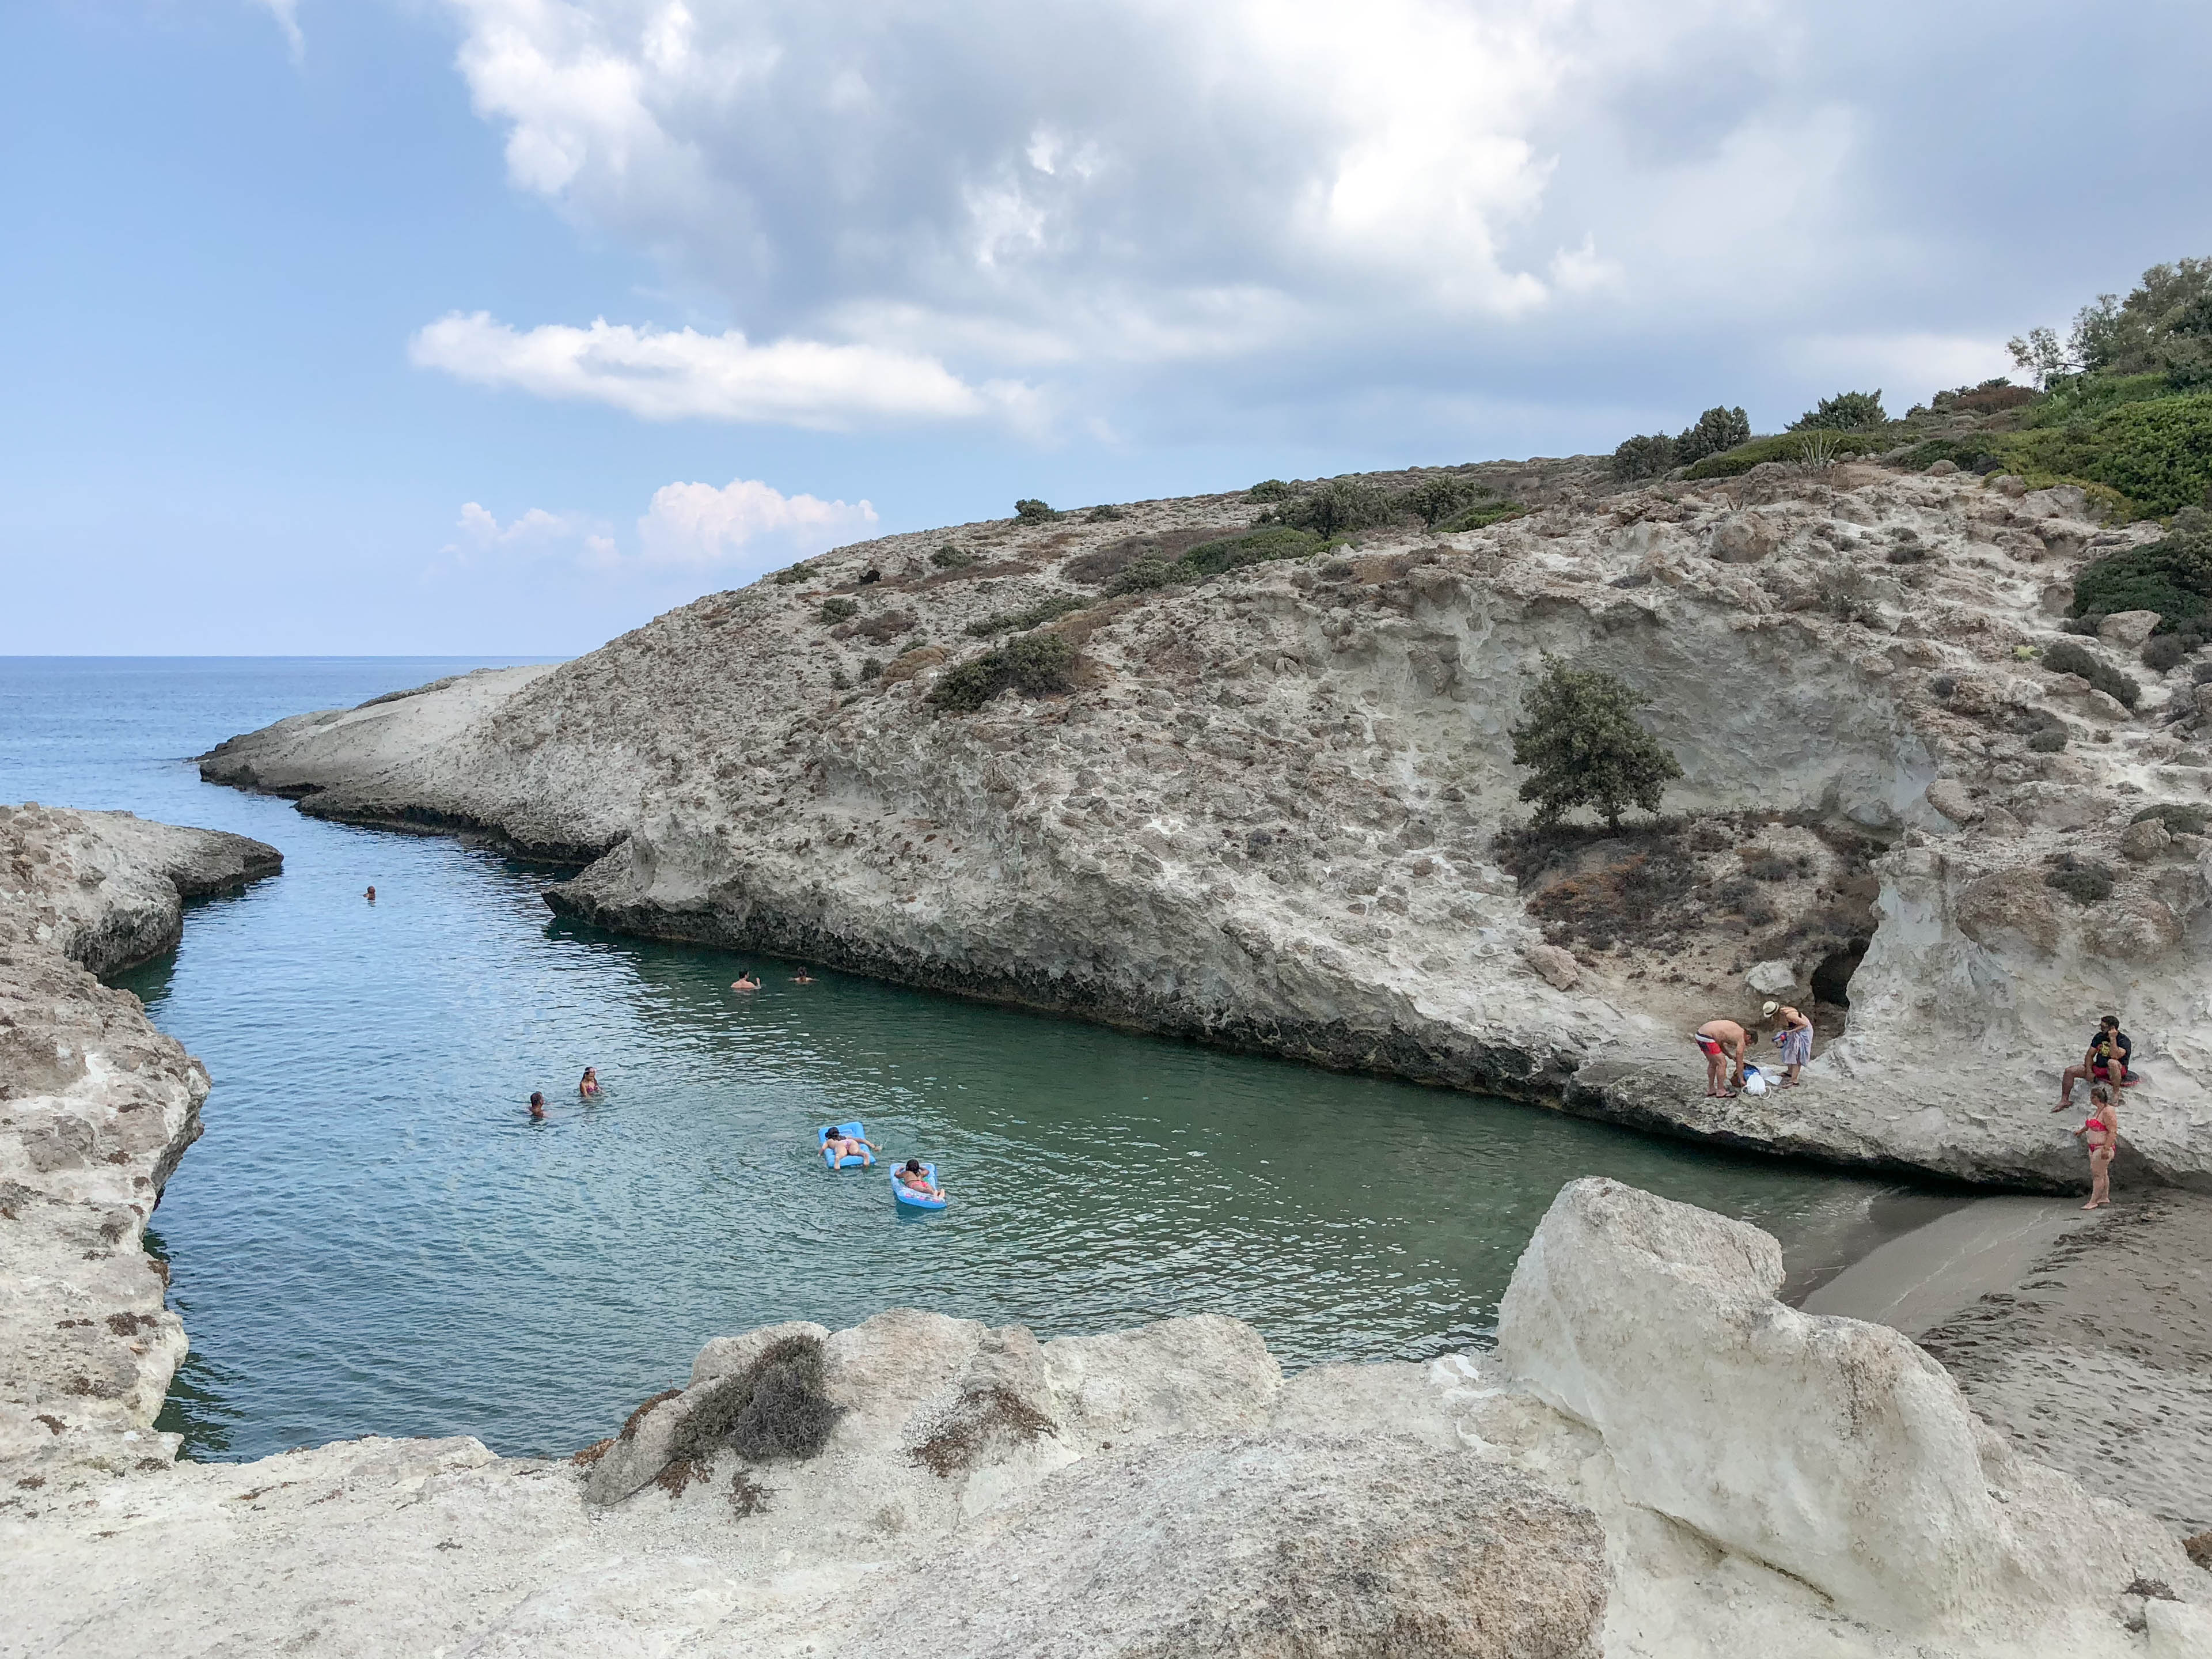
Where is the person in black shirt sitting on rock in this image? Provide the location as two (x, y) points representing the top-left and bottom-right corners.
(2056, 1014), (2133, 1111)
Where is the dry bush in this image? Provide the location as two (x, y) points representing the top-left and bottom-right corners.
(909, 1386), (1057, 1479)
(670, 1335), (842, 1468)
(570, 1438), (614, 1467)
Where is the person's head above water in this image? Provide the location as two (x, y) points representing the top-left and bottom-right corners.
(529, 1092), (545, 1115)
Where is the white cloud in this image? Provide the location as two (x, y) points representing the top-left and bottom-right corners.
(636, 477), (875, 570)
(442, 478), (874, 584)
(255, 0), (304, 62)
(411, 312), (1029, 429)
(423, 1), (2212, 442)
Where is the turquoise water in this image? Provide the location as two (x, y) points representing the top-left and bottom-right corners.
(2, 658), (1899, 1462)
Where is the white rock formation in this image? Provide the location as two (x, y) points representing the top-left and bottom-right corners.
(10, 1180), (2206, 1657)
(0, 805), (279, 1488)
(194, 465), (2212, 1189)
(1494, 1177), (2203, 1653)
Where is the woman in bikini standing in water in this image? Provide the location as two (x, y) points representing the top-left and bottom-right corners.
(2076, 1083), (2119, 1210)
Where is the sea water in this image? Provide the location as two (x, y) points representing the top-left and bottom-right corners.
(1, 657), (1903, 1461)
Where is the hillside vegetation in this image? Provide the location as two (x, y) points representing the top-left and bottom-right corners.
(1618, 258), (2212, 519)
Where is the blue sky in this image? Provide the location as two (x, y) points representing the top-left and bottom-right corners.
(4, 1), (2209, 655)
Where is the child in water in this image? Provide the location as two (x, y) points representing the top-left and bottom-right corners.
(896, 1159), (946, 1201)
(579, 1067), (601, 1099)
(529, 1092), (547, 1120)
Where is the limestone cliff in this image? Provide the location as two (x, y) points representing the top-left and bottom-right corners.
(199, 460), (2212, 1187)
(0, 805), (280, 1484)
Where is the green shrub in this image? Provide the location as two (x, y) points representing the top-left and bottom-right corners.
(772, 561), (818, 586)
(1683, 429), (1890, 479)
(1896, 437), (2006, 474)
(1611, 433), (1676, 482)
(1674, 406), (1752, 465)
(2017, 371), (2175, 430)
(2042, 639), (2139, 707)
(1269, 479), (1398, 539)
(1792, 390), (1887, 431)
(1106, 558), (1178, 596)
(2133, 802), (2209, 835)
(1402, 475), (1483, 528)
(2143, 634), (2192, 671)
(1436, 498), (1526, 533)
(965, 594), (1085, 637)
(928, 631), (1076, 712)
(1083, 504), (1125, 522)
(1175, 526), (1319, 578)
(931, 545), (977, 569)
(1014, 498), (1056, 522)
(2026, 724), (2069, 753)
(2005, 392), (2212, 516)
(1003, 631), (1075, 694)
(2070, 507), (2212, 623)
(1510, 656), (1684, 829)
(818, 597), (859, 624)
(859, 657), (882, 681)
(1099, 527), (1322, 596)
(1247, 479), (1296, 501)
(2043, 852), (2114, 905)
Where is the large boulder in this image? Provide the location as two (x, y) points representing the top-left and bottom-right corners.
(834, 1432), (1609, 1659)
(1495, 1178), (2195, 1642)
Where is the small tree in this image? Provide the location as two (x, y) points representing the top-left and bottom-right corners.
(1674, 405), (1751, 465)
(1014, 498), (1057, 522)
(1274, 479), (1396, 540)
(1791, 390), (1886, 431)
(1403, 475), (1479, 528)
(1510, 656), (1683, 829)
(1610, 433), (1676, 482)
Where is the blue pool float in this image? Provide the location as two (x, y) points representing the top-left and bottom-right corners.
(818, 1121), (872, 1171)
(891, 1161), (948, 1211)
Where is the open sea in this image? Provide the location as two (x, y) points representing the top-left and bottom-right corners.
(1, 657), (1915, 1461)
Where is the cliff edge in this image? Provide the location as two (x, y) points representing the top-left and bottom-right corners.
(0, 804), (280, 1486)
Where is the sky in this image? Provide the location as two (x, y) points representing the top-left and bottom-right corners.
(3, 1), (2210, 655)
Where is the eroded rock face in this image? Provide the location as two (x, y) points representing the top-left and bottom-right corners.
(0, 805), (281, 1490)
(1496, 1178), (2196, 1642)
(193, 468), (2212, 1188)
(834, 1433), (1608, 1659)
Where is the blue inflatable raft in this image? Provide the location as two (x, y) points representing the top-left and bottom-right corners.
(818, 1121), (872, 1170)
(891, 1161), (947, 1211)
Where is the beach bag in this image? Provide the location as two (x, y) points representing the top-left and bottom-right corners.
(1741, 1066), (1769, 1097)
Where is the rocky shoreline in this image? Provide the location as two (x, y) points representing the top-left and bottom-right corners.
(0, 804), (280, 1490)
(3, 799), (2207, 1656)
(200, 461), (2212, 1191)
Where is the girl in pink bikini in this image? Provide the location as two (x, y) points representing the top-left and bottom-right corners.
(2075, 1084), (2119, 1210)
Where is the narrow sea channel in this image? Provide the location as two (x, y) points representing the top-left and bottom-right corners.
(4, 658), (1904, 1461)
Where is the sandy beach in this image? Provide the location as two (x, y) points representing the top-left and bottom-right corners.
(1809, 1187), (2212, 1543)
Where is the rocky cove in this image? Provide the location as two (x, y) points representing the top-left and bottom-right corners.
(8, 452), (2212, 1654)
(199, 459), (2212, 1191)
(1, 805), (2206, 1655)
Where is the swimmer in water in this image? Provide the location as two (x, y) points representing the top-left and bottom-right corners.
(529, 1091), (546, 1120)
(791, 969), (815, 984)
(822, 1126), (875, 1166)
(896, 1158), (945, 1200)
(731, 972), (761, 992)
(579, 1067), (601, 1099)
(365, 885), (376, 903)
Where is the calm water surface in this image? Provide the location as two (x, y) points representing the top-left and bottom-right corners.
(3, 658), (1900, 1461)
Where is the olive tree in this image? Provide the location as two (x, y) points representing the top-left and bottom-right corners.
(1510, 656), (1683, 829)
